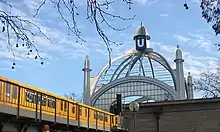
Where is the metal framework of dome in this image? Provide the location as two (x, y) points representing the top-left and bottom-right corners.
(92, 49), (176, 92)
(82, 24), (194, 112)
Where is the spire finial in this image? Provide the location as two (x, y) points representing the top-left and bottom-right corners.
(141, 21), (143, 26)
(177, 44), (180, 48)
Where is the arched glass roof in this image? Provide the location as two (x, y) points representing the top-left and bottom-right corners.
(92, 79), (175, 111)
(91, 49), (176, 95)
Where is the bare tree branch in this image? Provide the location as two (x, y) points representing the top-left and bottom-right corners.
(33, 0), (135, 66)
(0, 0), (53, 69)
(34, 0), (47, 17)
(194, 63), (220, 98)
(64, 92), (83, 103)
(0, 0), (135, 69)
(200, 0), (220, 50)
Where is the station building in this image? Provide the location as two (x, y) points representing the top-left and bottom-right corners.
(82, 24), (194, 112)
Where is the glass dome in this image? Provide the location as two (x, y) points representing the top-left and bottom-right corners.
(92, 49), (176, 93)
(90, 49), (179, 111)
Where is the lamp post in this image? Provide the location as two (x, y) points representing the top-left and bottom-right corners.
(129, 101), (139, 132)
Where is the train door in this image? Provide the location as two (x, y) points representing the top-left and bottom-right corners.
(39, 94), (47, 112)
(70, 103), (77, 119)
(48, 97), (56, 114)
(90, 109), (96, 125)
(98, 112), (104, 126)
(11, 85), (18, 105)
(111, 115), (115, 127)
(79, 106), (87, 121)
(60, 100), (67, 118)
(104, 114), (110, 127)
(0, 81), (2, 102)
(79, 106), (82, 119)
(0, 81), (4, 103)
(25, 91), (47, 112)
(4, 83), (12, 105)
(2, 83), (17, 106)
(25, 90), (36, 109)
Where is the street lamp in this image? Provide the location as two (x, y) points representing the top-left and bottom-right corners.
(129, 101), (139, 132)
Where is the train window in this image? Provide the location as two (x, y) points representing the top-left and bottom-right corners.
(36, 94), (42, 105)
(115, 117), (118, 124)
(94, 113), (97, 120)
(25, 90), (36, 103)
(41, 96), (46, 106)
(61, 101), (63, 111)
(32, 93), (37, 103)
(0, 81), (2, 89)
(72, 106), (75, 113)
(48, 97), (55, 108)
(12, 85), (17, 99)
(85, 108), (87, 117)
(5, 83), (10, 97)
(111, 116), (114, 124)
(79, 106), (82, 116)
(64, 101), (67, 112)
(99, 113), (104, 121)
(105, 115), (108, 122)
(26, 91), (32, 102)
(37, 94), (41, 104)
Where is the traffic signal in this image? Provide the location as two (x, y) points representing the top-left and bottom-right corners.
(116, 94), (122, 114)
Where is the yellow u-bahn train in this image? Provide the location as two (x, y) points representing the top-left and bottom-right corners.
(0, 76), (119, 130)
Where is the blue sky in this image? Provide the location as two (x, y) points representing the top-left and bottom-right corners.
(0, 0), (219, 98)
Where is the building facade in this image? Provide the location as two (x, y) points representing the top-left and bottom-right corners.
(122, 98), (220, 132)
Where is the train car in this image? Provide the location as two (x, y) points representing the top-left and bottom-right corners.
(0, 76), (119, 131)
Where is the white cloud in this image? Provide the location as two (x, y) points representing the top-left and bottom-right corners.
(183, 53), (218, 78)
(187, 32), (214, 51)
(23, 0), (45, 11)
(147, 0), (162, 6)
(174, 35), (190, 42)
(133, 0), (162, 5)
(150, 41), (218, 81)
(96, 49), (108, 56)
(190, 0), (200, 4)
(160, 13), (168, 17)
(134, 0), (148, 4)
(173, 32), (216, 52)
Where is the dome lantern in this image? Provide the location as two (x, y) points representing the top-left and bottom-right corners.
(133, 22), (151, 51)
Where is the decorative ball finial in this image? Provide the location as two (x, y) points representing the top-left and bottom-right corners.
(188, 72), (191, 75)
(177, 44), (180, 48)
(175, 44), (183, 60)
